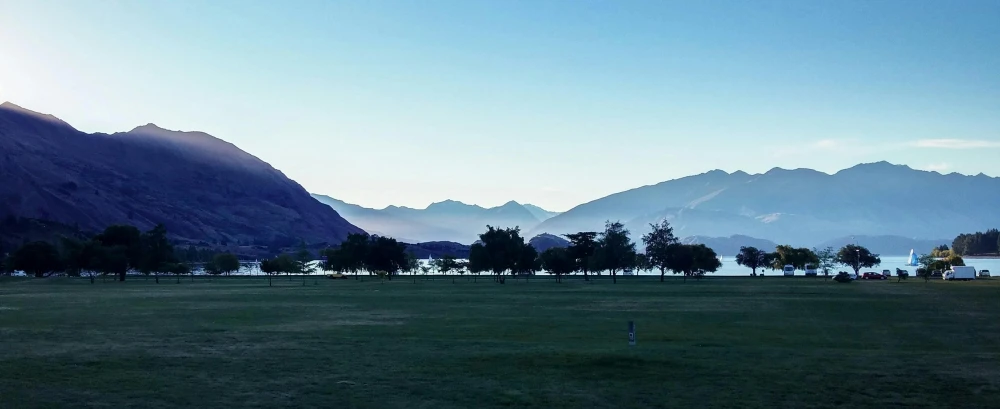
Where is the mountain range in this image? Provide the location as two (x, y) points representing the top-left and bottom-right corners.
(528, 162), (989, 249)
(0, 102), (363, 247)
(311, 194), (560, 244)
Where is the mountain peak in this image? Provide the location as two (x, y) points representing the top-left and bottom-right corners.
(0, 102), (71, 127)
(131, 123), (168, 132)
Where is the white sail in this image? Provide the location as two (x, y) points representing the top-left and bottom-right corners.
(906, 249), (918, 266)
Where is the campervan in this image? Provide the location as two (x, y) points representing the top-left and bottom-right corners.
(943, 266), (976, 281)
(804, 264), (818, 276)
(783, 265), (795, 276)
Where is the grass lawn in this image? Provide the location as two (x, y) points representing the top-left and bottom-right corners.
(1, 275), (998, 408)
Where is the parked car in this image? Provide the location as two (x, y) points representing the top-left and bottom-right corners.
(979, 269), (991, 278)
(881, 269), (892, 278)
(862, 272), (885, 280)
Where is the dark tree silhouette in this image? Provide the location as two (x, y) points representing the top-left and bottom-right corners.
(594, 221), (636, 284)
(565, 232), (598, 281)
(642, 220), (679, 282)
(835, 245), (881, 275)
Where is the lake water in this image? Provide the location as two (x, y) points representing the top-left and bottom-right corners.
(222, 256), (1000, 277)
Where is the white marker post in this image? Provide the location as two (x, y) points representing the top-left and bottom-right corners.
(628, 321), (636, 346)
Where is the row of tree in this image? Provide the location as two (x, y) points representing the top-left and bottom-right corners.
(468, 220), (723, 283)
(734, 244), (882, 276)
(0, 224), (263, 283)
(951, 229), (999, 256)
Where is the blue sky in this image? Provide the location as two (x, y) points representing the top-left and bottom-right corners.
(2, 0), (998, 211)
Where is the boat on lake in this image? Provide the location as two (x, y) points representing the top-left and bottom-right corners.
(906, 249), (919, 266)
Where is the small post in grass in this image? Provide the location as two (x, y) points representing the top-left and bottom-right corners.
(628, 321), (636, 346)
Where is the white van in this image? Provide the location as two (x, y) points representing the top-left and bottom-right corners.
(944, 266), (976, 281)
(804, 264), (818, 276)
(783, 265), (795, 276)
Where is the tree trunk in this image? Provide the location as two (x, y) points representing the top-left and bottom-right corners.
(584, 270), (589, 281)
(660, 269), (665, 282)
(612, 271), (617, 284)
(155, 273), (159, 284)
(90, 275), (95, 284)
(191, 273), (194, 283)
(176, 275), (180, 284)
(269, 275), (272, 286)
(119, 271), (126, 282)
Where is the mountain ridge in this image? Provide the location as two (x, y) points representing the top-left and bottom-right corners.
(312, 194), (560, 244)
(0, 102), (364, 246)
(529, 161), (1000, 246)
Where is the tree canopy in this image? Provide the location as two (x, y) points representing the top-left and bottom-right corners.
(735, 246), (768, 276)
(468, 226), (532, 284)
(539, 247), (574, 283)
(593, 221), (637, 284)
(642, 220), (680, 282)
(565, 231), (598, 280)
(835, 244), (881, 274)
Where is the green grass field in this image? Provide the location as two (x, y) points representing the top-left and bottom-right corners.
(1, 275), (998, 408)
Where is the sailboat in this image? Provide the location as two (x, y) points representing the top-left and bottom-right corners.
(906, 249), (919, 266)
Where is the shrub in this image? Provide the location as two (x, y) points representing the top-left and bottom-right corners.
(833, 271), (853, 283)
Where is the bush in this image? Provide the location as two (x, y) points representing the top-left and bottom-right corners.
(833, 271), (853, 283)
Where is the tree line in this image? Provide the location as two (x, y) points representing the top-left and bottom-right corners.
(950, 228), (999, 256)
(733, 244), (882, 277)
(0, 224), (274, 283)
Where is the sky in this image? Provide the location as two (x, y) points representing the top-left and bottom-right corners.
(1, 0), (999, 212)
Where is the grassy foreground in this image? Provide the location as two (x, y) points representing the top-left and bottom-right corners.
(1, 276), (998, 408)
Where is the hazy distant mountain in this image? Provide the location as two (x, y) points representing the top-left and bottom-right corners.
(530, 162), (1000, 247)
(312, 194), (559, 244)
(522, 204), (561, 221)
(0, 102), (364, 245)
(680, 235), (779, 257)
(528, 233), (570, 253)
(404, 241), (471, 259)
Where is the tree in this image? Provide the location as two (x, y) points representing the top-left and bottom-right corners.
(735, 246), (767, 277)
(405, 252), (420, 283)
(662, 244), (721, 282)
(138, 224), (174, 283)
(540, 247), (574, 283)
(642, 220), (680, 282)
(92, 244), (129, 283)
(260, 258), (278, 286)
(915, 267), (933, 282)
(294, 243), (315, 285)
(10, 241), (63, 278)
(433, 255), (460, 283)
(565, 232), (598, 281)
(814, 246), (836, 276)
(514, 243), (539, 281)
(211, 253), (241, 276)
(95, 225), (142, 281)
(772, 245), (819, 271)
(469, 226), (530, 284)
(593, 221), (636, 284)
(835, 244), (881, 275)
(168, 263), (191, 284)
(339, 233), (370, 279)
(947, 254), (965, 267)
(364, 236), (407, 280)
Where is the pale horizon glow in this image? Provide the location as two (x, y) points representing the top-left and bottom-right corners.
(2, 0), (999, 212)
